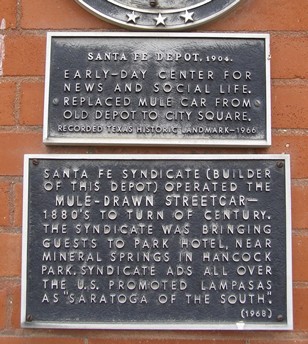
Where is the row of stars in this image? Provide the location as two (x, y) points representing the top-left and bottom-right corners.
(126, 10), (195, 26)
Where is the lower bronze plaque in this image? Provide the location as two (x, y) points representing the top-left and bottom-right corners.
(43, 33), (271, 147)
(22, 155), (292, 330)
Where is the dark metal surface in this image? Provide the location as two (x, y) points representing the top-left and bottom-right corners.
(22, 155), (291, 329)
(44, 33), (270, 146)
(74, 0), (241, 30)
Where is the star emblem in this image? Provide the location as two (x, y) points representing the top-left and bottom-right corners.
(154, 13), (167, 26)
(76, 0), (242, 30)
(126, 11), (140, 24)
(180, 10), (195, 23)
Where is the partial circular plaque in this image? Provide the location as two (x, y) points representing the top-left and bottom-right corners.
(75, 0), (242, 30)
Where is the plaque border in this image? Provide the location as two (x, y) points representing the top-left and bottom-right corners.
(21, 154), (292, 330)
(43, 32), (271, 147)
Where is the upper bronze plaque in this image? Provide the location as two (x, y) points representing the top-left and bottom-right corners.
(75, 0), (241, 30)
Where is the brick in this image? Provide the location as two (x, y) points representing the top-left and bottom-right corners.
(272, 84), (308, 129)
(21, 0), (115, 30)
(0, 0), (17, 29)
(9, 284), (20, 330)
(203, 0), (308, 31)
(0, 82), (16, 126)
(20, 0), (308, 32)
(0, 132), (89, 176)
(0, 287), (8, 329)
(293, 235), (308, 282)
(0, 338), (84, 344)
(3, 35), (46, 76)
(294, 287), (308, 331)
(89, 340), (245, 344)
(13, 183), (23, 227)
(0, 233), (21, 277)
(271, 35), (308, 79)
(261, 135), (308, 179)
(20, 0), (307, 32)
(0, 132), (46, 176)
(252, 340), (308, 344)
(256, 0), (308, 31)
(0, 182), (10, 226)
(0, 281), (21, 330)
(20, 82), (44, 126)
(292, 185), (308, 229)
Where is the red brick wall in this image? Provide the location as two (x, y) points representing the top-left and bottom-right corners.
(0, 0), (307, 342)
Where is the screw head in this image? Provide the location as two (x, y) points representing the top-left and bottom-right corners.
(277, 314), (284, 322)
(52, 98), (59, 105)
(26, 314), (33, 322)
(276, 161), (284, 168)
(32, 159), (39, 166)
(254, 99), (261, 107)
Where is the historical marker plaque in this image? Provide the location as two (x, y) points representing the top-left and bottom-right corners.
(43, 33), (271, 147)
(22, 154), (292, 330)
